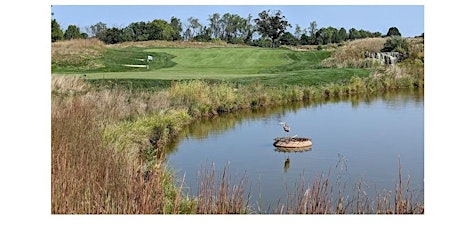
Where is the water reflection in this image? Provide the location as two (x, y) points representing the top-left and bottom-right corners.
(167, 88), (423, 155)
(166, 89), (424, 208)
(283, 157), (290, 173)
(276, 147), (313, 173)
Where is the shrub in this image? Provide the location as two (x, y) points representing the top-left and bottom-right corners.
(381, 36), (409, 54)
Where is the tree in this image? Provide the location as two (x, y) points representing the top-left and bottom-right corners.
(348, 28), (360, 40)
(299, 33), (309, 45)
(315, 28), (325, 45)
(294, 24), (304, 39)
(183, 28), (192, 41)
(280, 32), (298, 46)
(307, 21), (318, 44)
(170, 17), (183, 41)
(126, 22), (150, 41)
(208, 13), (221, 39)
(219, 13), (248, 43)
(220, 13), (236, 42)
(386, 27), (401, 37)
(120, 27), (133, 42)
(186, 17), (202, 39)
(194, 26), (212, 42)
(381, 36), (408, 54)
(372, 32), (382, 37)
(63, 25), (83, 40)
(150, 19), (175, 41)
(254, 10), (291, 48)
(89, 22), (107, 39)
(242, 14), (255, 44)
(51, 19), (63, 42)
(337, 27), (348, 43)
(326, 26), (338, 44)
(99, 27), (124, 44)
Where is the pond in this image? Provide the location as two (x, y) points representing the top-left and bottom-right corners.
(165, 89), (424, 211)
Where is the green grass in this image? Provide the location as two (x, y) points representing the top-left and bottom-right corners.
(52, 45), (371, 87)
(52, 47), (176, 73)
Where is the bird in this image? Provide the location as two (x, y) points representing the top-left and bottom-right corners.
(279, 122), (290, 133)
(284, 157), (290, 173)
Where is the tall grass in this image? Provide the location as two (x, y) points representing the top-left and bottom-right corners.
(51, 39), (106, 71)
(195, 163), (251, 214)
(167, 69), (422, 119)
(51, 96), (176, 214)
(267, 158), (423, 214)
(321, 37), (386, 68)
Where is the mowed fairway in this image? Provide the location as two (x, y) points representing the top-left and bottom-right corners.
(59, 44), (371, 86)
(143, 47), (289, 75)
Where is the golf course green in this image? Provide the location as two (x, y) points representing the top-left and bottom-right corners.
(52, 42), (371, 87)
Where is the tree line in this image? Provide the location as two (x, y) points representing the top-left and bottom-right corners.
(51, 9), (405, 48)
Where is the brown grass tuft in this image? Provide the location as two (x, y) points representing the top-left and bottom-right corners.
(321, 37), (386, 68)
(51, 39), (106, 69)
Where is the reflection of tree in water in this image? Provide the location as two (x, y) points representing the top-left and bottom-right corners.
(165, 89), (423, 155)
(175, 101), (313, 140)
(350, 88), (423, 108)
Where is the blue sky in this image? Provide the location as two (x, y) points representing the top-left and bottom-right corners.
(51, 5), (424, 37)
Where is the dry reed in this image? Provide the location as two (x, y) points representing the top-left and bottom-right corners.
(51, 96), (176, 213)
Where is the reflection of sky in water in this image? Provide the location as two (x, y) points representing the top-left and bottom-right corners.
(166, 90), (424, 209)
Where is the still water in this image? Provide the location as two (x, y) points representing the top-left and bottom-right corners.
(166, 89), (424, 209)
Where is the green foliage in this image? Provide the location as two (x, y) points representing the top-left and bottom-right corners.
(386, 27), (401, 37)
(89, 22), (108, 39)
(51, 19), (63, 42)
(348, 28), (360, 40)
(315, 27), (337, 45)
(337, 28), (348, 43)
(169, 16), (183, 41)
(308, 21), (318, 43)
(150, 19), (175, 41)
(280, 32), (298, 46)
(251, 38), (272, 47)
(58, 10), (392, 47)
(125, 21), (150, 42)
(64, 25), (84, 40)
(99, 27), (125, 44)
(254, 10), (291, 47)
(194, 26), (212, 42)
(381, 36), (409, 53)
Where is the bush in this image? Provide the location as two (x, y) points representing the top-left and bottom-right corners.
(381, 36), (408, 54)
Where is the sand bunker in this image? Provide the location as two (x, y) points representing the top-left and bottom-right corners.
(123, 64), (147, 68)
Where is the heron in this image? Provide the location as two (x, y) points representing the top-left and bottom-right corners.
(279, 122), (290, 133)
(284, 157), (290, 173)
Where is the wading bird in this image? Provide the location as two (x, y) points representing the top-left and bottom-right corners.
(284, 157), (290, 173)
(279, 122), (290, 133)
